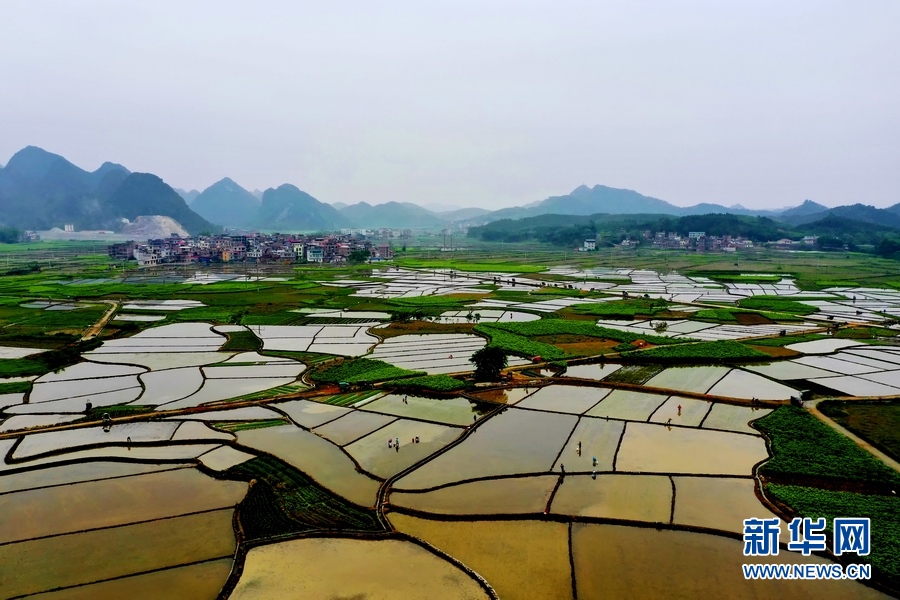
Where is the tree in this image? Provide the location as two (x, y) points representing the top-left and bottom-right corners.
(0, 227), (22, 244)
(653, 321), (668, 335)
(348, 249), (370, 264)
(470, 346), (507, 380)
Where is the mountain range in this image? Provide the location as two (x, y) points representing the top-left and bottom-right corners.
(0, 147), (215, 234)
(2, 146), (899, 235)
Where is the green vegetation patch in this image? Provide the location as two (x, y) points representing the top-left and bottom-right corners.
(319, 390), (382, 406)
(834, 327), (899, 340)
(570, 299), (671, 319)
(168, 306), (245, 323)
(737, 296), (818, 315)
(767, 484), (900, 579)
(621, 340), (770, 363)
(476, 320), (684, 360)
(11, 305), (107, 332)
(0, 380), (32, 395)
(395, 258), (545, 273)
(220, 330), (261, 352)
(260, 351), (335, 366)
(603, 364), (665, 385)
(476, 327), (569, 360)
(225, 456), (383, 540)
(478, 319), (681, 345)
(223, 383), (307, 403)
(809, 280), (860, 288)
(693, 308), (740, 322)
(384, 374), (468, 393)
(0, 339), (102, 378)
(311, 358), (422, 384)
(750, 334), (828, 347)
(242, 312), (308, 326)
(755, 405), (900, 486)
(213, 419), (289, 432)
(706, 274), (784, 283)
(819, 400), (900, 463)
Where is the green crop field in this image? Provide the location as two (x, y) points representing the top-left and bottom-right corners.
(319, 390), (382, 406)
(384, 374), (468, 393)
(819, 400), (900, 463)
(311, 358), (422, 384)
(570, 299), (672, 319)
(621, 340), (770, 362)
(767, 484), (900, 580)
(736, 296), (819, 315)
(748, 333), (827, 346)
(213, 419), (289, 432)
(220, 330), (261, 352)
(225, 456), (383, 539)
(755, 406), (900, 486)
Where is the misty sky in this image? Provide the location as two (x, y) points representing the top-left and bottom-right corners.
(1, 1), (898, 209)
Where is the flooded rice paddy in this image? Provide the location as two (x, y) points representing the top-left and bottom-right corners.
(671, 476), (780, 534)
(0, 509), (238, 598)
(389, 515), (573, 600)
(345, 419), (462, 479)
(513, 384), (609, 414)
(645, 366), (731, 394)
(701, 404), (770, 434)
(230, 537), (489, 600)
(571, 524), (883, 599)
(361, 393), (487, 426)
(649, 396), (711, 426)
(312, 410), (397, 446)
(586, 389), (669, 421)
(563, 362), (623, 380)
(26, 559), (235, 600)
(7, 284), (900, 598)
(0, 468), (246, 543)
(707, 369), (797, 400)
(235, 424), (380, 506)
(391, 475), (558, 515)
(552, 417), (623, 472)
(273, 398), (350, 428)
(550, 473), (672, 522)
(395, 408), (577, 489)
(615, 422), (768, 475)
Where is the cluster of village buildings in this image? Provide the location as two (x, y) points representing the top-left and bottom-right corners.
(109, 232), (396, 266)
(581, 232), (819, 252)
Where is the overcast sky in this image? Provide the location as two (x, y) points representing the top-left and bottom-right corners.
(1, 1), (898, 209)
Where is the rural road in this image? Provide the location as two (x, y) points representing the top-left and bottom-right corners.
(805, 397), (900, 474)
(81, 300), (119, 340)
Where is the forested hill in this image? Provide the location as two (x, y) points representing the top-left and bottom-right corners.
(466, 212), (899, 247)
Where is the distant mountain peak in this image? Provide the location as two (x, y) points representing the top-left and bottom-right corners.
(570, 184), (592, 196)
(104, 172), (216, 235)
(258, 184), (349, 231)
(4, 146), (70, 179)
(191, 177), (260, 228)
(779, 199), (829, 218)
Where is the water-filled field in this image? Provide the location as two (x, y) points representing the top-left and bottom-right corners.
(5, 262), (900, 597)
